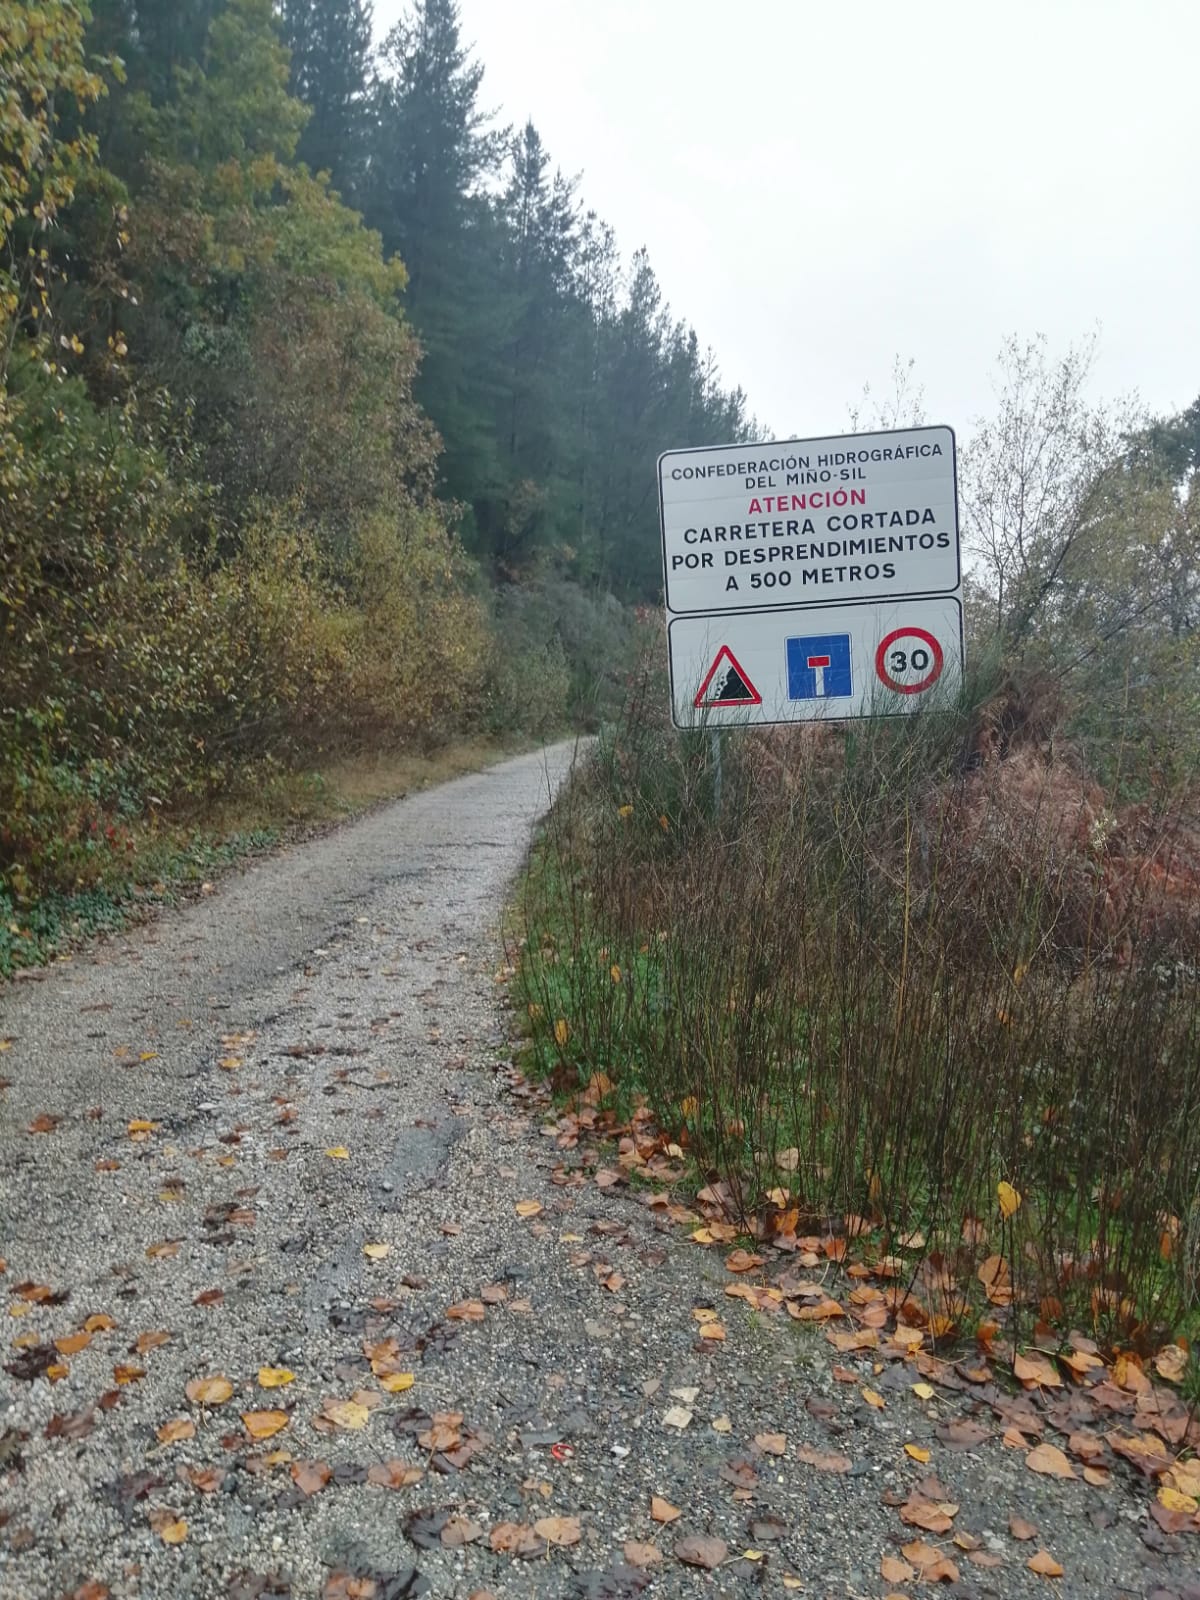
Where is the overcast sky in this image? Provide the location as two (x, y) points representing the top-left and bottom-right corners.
(373, 0), (1199, 443)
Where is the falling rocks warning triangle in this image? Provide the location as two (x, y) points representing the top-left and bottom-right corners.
(694, 645), (762, 709)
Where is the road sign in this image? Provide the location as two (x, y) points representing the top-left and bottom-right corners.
(658, 425), (963, 729)
(667, 597), (963, 729)
(786, 633), (853, 702)
(659, 424), (959, 618)
(694, 645), (762, 709)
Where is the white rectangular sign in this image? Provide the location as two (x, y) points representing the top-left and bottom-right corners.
(659, 425), (959, 616)
(658, 425), (964, 729)
(668, 597), (964, 728)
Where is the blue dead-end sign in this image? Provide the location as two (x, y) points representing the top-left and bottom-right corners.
(786, 633), (853, 701)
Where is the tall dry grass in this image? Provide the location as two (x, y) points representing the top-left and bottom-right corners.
(519, 649), (1200, 1342)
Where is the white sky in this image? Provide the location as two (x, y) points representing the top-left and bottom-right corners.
(373, 0), (1200, 442)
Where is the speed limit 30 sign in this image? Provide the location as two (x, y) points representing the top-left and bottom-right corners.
(875, 626), (944, 695)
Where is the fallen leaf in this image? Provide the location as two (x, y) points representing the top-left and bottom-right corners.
(904, 1444), (931, 1463)
(912, 1382), (936, 1401)
(881, 1554), (916, 1584)
(1026, 1442), (1076, 1479)
(83, 1314), (116, 1333)
(145, 1240), (180, 1261)
(650, 1496), (681, 1524)
(724, 1249), (765, 1273)
(795, 1443), (852, 1473)
(379, 1372), (415, 1394)
(55, 1332), (92, 1357)
(193, 1288), (224, 1307)
(675, 1534), (728, 1570)
(901, 1497), (959, 1534)
(533, 1515), (582, 1547)
(185, 1376), (233, 1406)
(1158, 1485), (1199, 1514)
(862, 1387), (886, 1410)
(113, 1364), (146, 1385)
(158, 1520), (188, 1546)
(446, 1300), (486, 1322)
(624, 1541), (662, 1567)
(28, 1113), (60, 1134)
(366, 1460), (423, 1489)
(156, 1417), (195, 1445)
(1027, 1549), (1064, 1577)
(258, 1367), (295, 1389)
(242, 1410), (289, 1440)
(362, 1244), (390, 1261)
(1009, 1515), (1038, 1540)
(135, 1330), (172, 1355)
(324, 1147), (350, 1160)
(997, 1181), (1021, 1219)
(1154, 1345), (1189, 1384)
(662, 1405), (692, 1430)
(754, 1432), (786, 1456)
(1013, 1351), (1062, 1390)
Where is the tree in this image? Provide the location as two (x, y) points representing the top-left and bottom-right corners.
(277, 0), (374, 205)
(87, 0), (226, 101)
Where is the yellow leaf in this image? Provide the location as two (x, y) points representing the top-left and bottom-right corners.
(1027, 1549), (1064, 1577)
(127, 1119), (157, 1138)
(379, 1372), (415, 1394)
(610, 965), (622, 984)
(997, 1181), (1021, 1219)
(553, 1019), (569, 1047)
(159, 1520), (189, 1546)
(912, 1382), (936, 1401)
(324, 1147), (350, 1160)
(1158, 1485), (1199, 1514)
(185, 1376), (233, 1406)
(515, 1200), (543, 1218)
(322, 1399), (369, 1430)
(680, 1096), (698, 1119)
(618, 804), (634, 818)
(362, 1243), (390, 1261)
(257, 1368), (295, 1389)
(904, 1443), (931, 1462)
(862, 1387), (886, 1410)
(242, 1410), (289, 1440)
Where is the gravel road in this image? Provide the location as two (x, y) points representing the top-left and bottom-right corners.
(1, 745), (1197, 1600)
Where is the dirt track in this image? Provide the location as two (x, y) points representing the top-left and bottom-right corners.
(1, 744), (1196, 1600)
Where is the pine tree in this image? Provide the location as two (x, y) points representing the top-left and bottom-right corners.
(366, 0), (508, 524)
(277, 0), (374, 204)
(88, 0), (227, 101)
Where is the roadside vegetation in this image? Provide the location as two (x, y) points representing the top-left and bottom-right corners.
(518, 350), (1200, 1349)
(1, 0), (711, 969)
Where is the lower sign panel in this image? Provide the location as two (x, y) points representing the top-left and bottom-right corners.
(668, 597), (963, 729)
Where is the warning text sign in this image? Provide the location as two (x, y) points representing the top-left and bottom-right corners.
(659, 425), (959, 616)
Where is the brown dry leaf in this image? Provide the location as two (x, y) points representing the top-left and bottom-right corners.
(515, 1200), (543, 1218)
(754, 1432), (786, 1456)
(675, 1534), (728, 1570)
(724, 1249), (765, 1273)
(650, 1495), (681, 1524)
(1166, 1459), (1200, 1499)
(1106, 1430), (1172, 1476)
(1013, 1351), (1062, 1390)
(441, 1517), (484, 1548)
(83, 1313), (117, 1333)
(862, 1387), (886, 1410)
(242, 1410), (289, 1440)
(624, 1541), (662, 1568)
(156, 1417), (195, 1445)
(28, 1113), (61, 1134)
(1025, 1441), (1075, 1479)
(698, 1320), (726, 1342)
(181, 1466), (225, 1494)
(489, 1521), (545, 1557)
(446, 1300), (486, 1322)
(194, 1288), (223, 1308)
(185, 1375), (233, 1406)
(881, 1554), (916, 1584)
(157, 1520), (188, 1546)
(900, 1497), (959, 1535)
(533, 1515), (582, 1547)
(1009, 1515), (1038, 1540)
(145, 1240), (180, 1261)
(1027, 1550), (1064, 1578)
(135, 1330), (172, 1355)
(826, 1328), (878, 1353)
(366, 1460), (424, 1489)
(257, 1367), (295, 1389)
(55, 1332), (92, 1357)
(796, 1442), (852, 1473)
(113, 1364), (146, 1385)
(1082, 1466), (1110, 1487)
